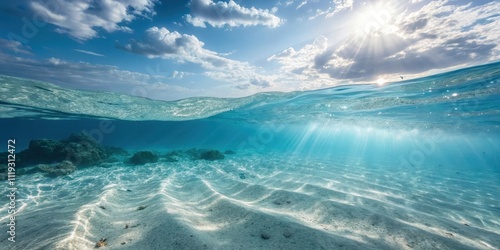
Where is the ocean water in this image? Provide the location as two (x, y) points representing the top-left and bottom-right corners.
(0, 62), (499, 249)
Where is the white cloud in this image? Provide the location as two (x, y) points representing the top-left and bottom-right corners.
(270, 0), (500, 83)
(296, 1), (308, 9)
(310, 0), (353, 19)
(184, 0), (282, 28)
(171, 70), (185, 79)
(284, 0), (295, 7)
(117, 26), (243, 70)
(0, 38), (33, 55)
(74, 49), (105, 57)
(24, 0), (157, 40)
(117, 26), (273, 88)
(268, 36), (328, 76)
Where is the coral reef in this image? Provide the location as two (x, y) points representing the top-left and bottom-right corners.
(18, 133), (107, 167)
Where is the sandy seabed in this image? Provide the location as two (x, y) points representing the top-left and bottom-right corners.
(1, 153), (499, 250)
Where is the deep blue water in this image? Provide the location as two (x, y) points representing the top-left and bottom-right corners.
(0, 62), (499, 249)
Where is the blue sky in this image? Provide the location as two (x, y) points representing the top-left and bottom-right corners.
(0, 0), (499, 100)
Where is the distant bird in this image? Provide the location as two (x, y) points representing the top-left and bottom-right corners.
(400, 76), (404, 79)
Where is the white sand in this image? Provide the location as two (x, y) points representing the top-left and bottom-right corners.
(1, 153), (499, 249)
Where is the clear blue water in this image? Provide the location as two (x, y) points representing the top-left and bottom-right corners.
(0, 62), (499, 249)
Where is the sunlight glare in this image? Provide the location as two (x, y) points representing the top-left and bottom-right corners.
(376, 78), (387, 86)
(353, 2), (396, 37)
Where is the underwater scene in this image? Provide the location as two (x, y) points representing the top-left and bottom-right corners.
(1, 0), (500, 249)
(0, 62), (499, 249)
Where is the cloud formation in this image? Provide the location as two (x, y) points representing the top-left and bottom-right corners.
(117, 26), (242, 69)
(22, 0), (157, 40)
(117, 26), (273, 88)
(0, 38), (33, 55)
(311, 0), (353, 19)
(268, 36), (329, 78)
(269, 0), (500, 82)
(185, 0), (282, 28)
(74, 49), (105, 57)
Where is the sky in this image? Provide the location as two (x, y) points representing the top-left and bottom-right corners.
(0, 0), (499, 100)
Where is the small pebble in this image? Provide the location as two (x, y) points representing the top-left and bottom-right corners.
(95, 238), (107, 248)
(261, 233), (271, 240)
(283, 230), (292, 238)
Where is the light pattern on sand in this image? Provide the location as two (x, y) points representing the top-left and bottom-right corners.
(1, 153), (499, 249)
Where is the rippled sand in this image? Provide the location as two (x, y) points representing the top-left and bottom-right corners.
(1, 153), (499, 250)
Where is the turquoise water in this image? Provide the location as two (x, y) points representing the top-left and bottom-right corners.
(0, 62), (499, 249)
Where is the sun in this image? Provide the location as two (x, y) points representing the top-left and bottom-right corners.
(353, 2), (398, 37)
(376, 78), (387, 86)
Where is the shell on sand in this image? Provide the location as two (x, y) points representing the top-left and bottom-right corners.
(95, 238), (107, 248)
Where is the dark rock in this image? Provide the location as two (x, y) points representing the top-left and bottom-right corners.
(199, 150), (224, 161)
(261, 233), (271, 240)
(22, 139), (66, 165)
(66, 133), (94, 144)
(37, 160), (77, 177)
(64, 142), (106, 166)
(129, 151), (158, 165)
(224, 150), (236, 155)
(64, 145), (100, 166)
(104, 146), (128, 156)
(18, 133), (107, 167)
(62, 133), (107, 166)
(184, 148), (225, 161)
(0, 152), (8, 164)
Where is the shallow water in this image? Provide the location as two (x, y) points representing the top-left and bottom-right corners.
(0, 62), (499, 249)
